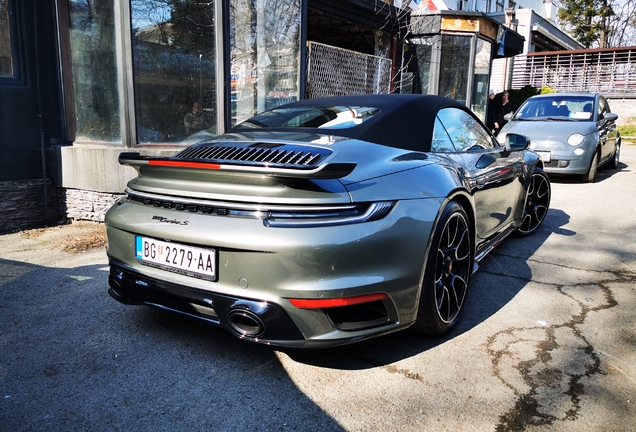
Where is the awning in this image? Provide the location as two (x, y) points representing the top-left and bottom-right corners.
(308, 0), (407, 33)
(494, 25), (525, 59)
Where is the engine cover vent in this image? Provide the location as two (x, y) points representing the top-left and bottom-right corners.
(174, 143), (332, 168)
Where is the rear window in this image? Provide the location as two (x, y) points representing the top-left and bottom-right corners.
(516, 96), (595, 121)
(234, 106), (380, 130)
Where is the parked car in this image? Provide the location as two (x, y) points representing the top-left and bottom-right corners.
(497, 92), (620, 182)
(105, 94), (550, 348)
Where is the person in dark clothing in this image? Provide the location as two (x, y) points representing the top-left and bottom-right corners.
(184, 101), (210, 135)
(493, 91), (512, 136)
(486, 90), (496, 133)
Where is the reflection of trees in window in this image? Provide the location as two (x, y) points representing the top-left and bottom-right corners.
(431, 117), (456, 152)
(438, 108), (492, 151)
(230, 0), (300, 125)
(0, 0), (12, 76)
(131, 0), (217, 143)
(439, 35), (471, 103)
(69, 0), (121, 142)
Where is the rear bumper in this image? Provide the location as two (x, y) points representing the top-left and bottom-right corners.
(108, 259), (409, 348)
(104, 197), (440, 347)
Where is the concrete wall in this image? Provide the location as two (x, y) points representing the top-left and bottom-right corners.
(50, 145), (181, 225)
(53, 145), (179, 193)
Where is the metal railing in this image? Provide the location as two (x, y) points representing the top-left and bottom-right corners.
(510, 47), (636, 98)
(306, 41), (393, 98)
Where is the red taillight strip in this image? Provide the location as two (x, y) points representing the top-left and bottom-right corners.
(288, 293), (389, 309)
(148, 160), (221, 169)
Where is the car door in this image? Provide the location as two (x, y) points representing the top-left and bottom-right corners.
(597, 96), (618, 160)
(434, 108), (525, 242)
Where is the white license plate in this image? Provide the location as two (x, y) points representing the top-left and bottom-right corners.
(536, 151), (551, 162)
(135, 236), (217, 280)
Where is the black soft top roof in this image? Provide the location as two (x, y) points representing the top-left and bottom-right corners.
(228, 94), (476, 153)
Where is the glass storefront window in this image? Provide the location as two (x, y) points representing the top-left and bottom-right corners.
(230, 0), (301, 126)
(402, 37), (434, 95)
(0, 0), (12, 77)
(131, 0), (217, 144)
(471, 38), (491, 122)
(439, 34), (471, 104)
(69, 0), (121, 142)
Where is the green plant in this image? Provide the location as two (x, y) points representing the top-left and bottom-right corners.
(618, 124), (636, 137)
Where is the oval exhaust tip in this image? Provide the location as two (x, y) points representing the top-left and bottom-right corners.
(108, 275), (127, 299)
(227, 310), (264, 338)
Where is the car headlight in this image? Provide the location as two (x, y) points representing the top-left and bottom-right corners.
(567, 133), (585, 146)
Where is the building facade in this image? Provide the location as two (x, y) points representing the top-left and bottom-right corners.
(0, 0), (524, 232)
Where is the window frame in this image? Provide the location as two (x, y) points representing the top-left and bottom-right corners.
(57, 0), (303, 147)
(57, 0), (227, 147)
(0, 0), (25, 86)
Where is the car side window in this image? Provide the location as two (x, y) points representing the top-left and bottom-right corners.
(431, 117), (456, 152)
(437, 107), (494, 152)
(598, 97), (608, 119)
(599, 96), (613, 120)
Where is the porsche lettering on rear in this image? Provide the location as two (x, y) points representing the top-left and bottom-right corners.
(152, 216), (189, 225)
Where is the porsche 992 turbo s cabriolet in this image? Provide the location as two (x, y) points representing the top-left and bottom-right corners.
(105, 94), (551, 348)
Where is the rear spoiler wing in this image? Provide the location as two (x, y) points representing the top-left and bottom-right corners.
(119, 152), (356, 180)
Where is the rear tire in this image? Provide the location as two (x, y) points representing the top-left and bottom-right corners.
(413, 202), (472, 336)
(606, 142), (620, 169)
(582, 149), (599, 183)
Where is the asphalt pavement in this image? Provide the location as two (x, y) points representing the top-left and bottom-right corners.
(1, 146), (635, 431)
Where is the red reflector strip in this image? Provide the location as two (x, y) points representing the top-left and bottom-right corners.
(148, 160), (221, 170)
(288, 293), (389, 309)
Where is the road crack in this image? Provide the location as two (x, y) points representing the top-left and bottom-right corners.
(489, 272), (634, 431)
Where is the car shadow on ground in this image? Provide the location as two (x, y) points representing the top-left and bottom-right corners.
(284, 207), (573, 369)
(0, 203), (573, 431)
(0, 258), (345, 431)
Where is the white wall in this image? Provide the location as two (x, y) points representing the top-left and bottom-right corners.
(485, 0), (557, 21)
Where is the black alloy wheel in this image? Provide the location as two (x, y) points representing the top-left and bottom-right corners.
(516, 168), (551, 237)
(414, 201), (472, 335)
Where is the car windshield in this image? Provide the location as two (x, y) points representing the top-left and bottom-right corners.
(514, 96), (595, 121)
(234, 106), (380, 130)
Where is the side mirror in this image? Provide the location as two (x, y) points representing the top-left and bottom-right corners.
(505, 133), (530, 151)
(602, 112), (618, 122)
(504, 112), (514, 121)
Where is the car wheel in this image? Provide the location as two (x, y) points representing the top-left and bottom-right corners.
(582, 149), (599, 183)
(606, 142), (620, 169)
(413, 201), (472, 336)
(515, 168), (551, 237)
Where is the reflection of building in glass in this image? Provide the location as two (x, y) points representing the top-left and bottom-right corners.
(131, 1), (216, 143)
